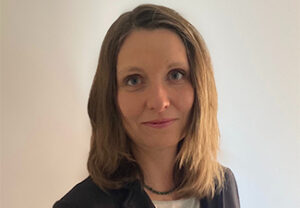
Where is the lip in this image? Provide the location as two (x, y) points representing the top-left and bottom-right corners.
(141, 118), (177, 129)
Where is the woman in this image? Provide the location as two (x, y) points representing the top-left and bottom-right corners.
(54, 4), (240, 208)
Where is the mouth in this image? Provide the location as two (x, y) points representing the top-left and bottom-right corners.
(141, 118), (177, 128)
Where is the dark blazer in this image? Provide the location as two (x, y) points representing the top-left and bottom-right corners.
(53, 168), (240, 208)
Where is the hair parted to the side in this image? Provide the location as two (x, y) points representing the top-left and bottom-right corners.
(87, 4), (225, 199)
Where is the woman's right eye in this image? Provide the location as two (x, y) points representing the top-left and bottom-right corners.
(124, 75), (142, 86)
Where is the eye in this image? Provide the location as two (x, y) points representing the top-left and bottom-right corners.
(168, 69), (186, 81)
(124, 74), (142, 86)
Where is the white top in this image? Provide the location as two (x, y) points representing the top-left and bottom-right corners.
(152, 197), (200, 208)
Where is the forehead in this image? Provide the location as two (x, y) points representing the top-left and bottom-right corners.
(117, 28), (189, 73)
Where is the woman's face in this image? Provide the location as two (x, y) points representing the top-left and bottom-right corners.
(116, 28), (194, 150)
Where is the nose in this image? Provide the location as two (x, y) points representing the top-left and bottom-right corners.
(146, 83), (170, 112)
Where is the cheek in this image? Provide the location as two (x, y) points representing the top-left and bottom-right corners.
(175, 85), (194, 112)
(117, 91), (142, 119)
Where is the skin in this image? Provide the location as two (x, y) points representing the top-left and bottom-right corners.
(116, 28), (194, 200)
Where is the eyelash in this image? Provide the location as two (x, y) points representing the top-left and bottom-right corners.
(124, 69), (187, 87)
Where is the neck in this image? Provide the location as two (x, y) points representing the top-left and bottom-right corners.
(132, 144), (178, 200)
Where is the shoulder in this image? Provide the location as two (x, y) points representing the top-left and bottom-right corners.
(222, 167), (240, 205)
(53, 177), (117, 208)
(200, 166), (241, 208)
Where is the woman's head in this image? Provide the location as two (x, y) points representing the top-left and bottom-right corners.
(87, 4), (224, 199)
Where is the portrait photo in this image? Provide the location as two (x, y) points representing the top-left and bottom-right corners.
(1, 0), (299, 208)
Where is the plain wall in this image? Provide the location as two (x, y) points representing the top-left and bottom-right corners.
(1, 0), (299, 207)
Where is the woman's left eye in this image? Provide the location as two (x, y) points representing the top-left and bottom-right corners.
(168, 69), (185, 81)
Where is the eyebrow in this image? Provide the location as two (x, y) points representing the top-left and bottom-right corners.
(118, 66), (144, 75)
(118, 62), (189, 76)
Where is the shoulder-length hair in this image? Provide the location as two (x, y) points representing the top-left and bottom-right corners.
(87, 4), (225, 199)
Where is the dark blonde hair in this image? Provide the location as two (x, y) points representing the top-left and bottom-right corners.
(87, 4), (225, 199)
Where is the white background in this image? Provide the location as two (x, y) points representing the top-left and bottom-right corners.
(1, 0), (299, 207)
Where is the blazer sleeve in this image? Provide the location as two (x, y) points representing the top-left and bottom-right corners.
(53, 200), (77, 208)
